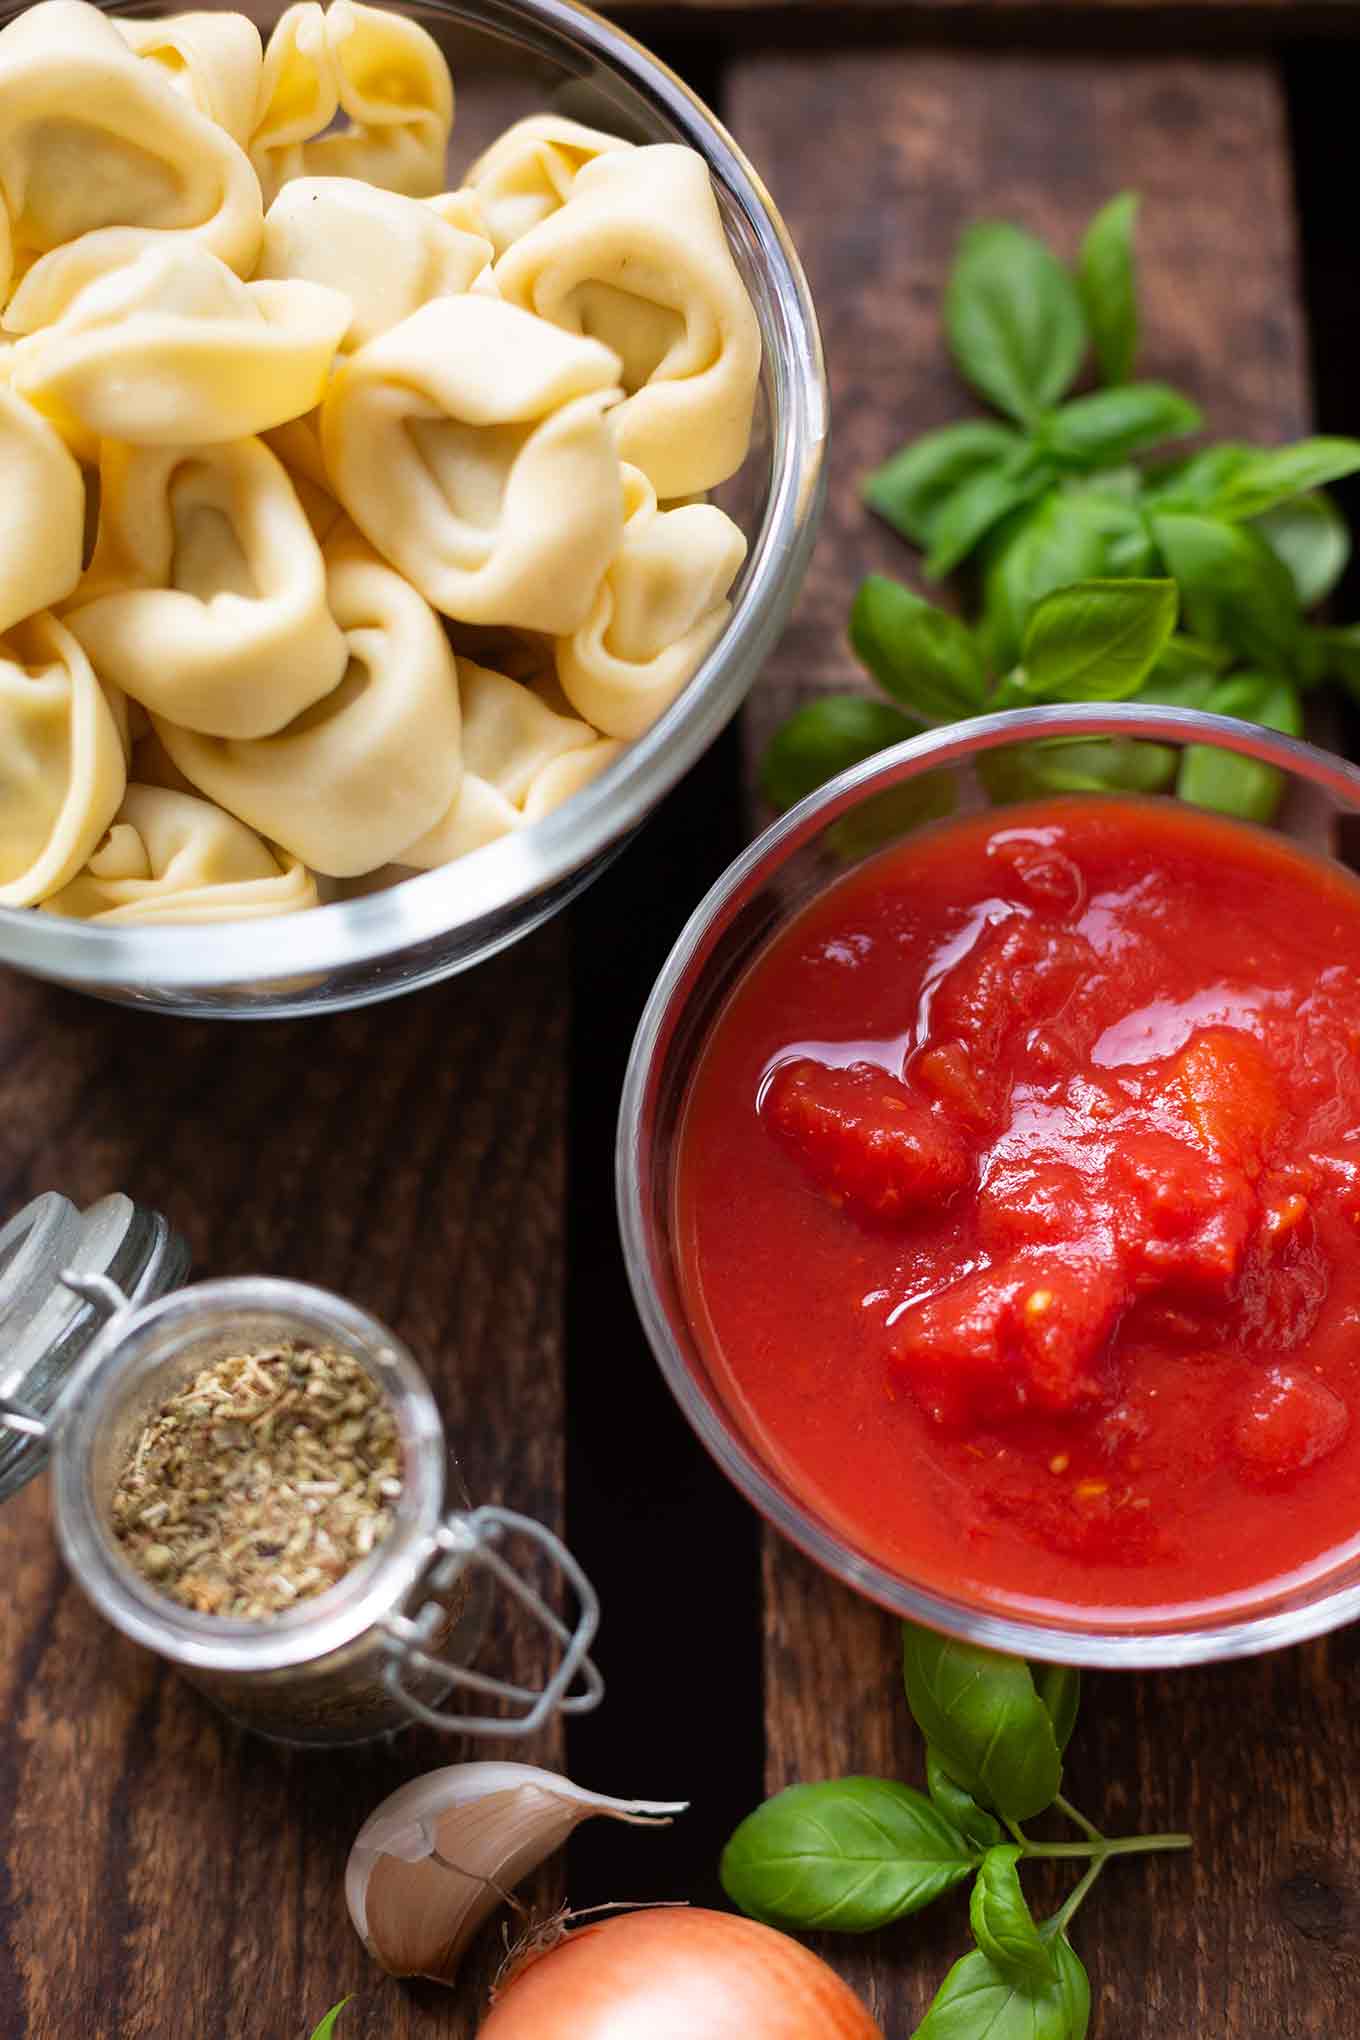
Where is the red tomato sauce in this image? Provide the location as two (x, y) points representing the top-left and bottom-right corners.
(675, 795), (1360, 1619)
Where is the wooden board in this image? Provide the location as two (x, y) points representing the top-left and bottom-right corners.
(725, 42), (1360, 2038)
(0, 935), (571, 2040)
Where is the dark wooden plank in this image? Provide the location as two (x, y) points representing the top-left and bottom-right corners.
(725, 43), (1358, 2038)
(0, 929), (570, 2039)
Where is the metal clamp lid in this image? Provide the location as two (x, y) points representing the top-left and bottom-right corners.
(0, 1197), (187, 1498)
(382, 1505), (603, 1736)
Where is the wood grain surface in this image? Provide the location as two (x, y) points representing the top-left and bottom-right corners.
(726, 42), (1360, 2039)
(0, 938), (571, 2039)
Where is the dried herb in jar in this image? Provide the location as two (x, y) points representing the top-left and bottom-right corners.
(110, 1341), (402, 1619)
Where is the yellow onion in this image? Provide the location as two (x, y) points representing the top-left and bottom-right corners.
(477, 1906), (885, 2039)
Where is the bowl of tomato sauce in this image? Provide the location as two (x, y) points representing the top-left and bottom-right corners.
(618, 703), (1360, 1665)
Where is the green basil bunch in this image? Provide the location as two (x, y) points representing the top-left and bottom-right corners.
(720, 1624), (1190, 2040)
(762, 193), (1360, 823)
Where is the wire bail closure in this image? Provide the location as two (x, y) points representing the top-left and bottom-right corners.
(382, 1505), (604, 1735)
(0, 1269), (134, 1445)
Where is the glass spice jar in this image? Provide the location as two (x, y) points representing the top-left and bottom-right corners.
(0, 1197), (601, 1746)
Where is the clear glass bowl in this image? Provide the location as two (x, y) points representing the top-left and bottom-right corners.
(617, 703), (1360, 1667)
(0, 0), (827, 1016)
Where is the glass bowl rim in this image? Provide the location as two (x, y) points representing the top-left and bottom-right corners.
(617, 701), (1360, 1667)
(0, 0), (828, 996)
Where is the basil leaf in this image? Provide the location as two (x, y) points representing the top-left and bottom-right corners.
(902, 1624), (1062, 1822)
(1019, 579), (1177, 702)
(945, 221), (1087, 425)
(1150, 512), (1302, 674)
(1032, 1665), (1081, 1755)
(865, 421), (1027, 548)
(980, 495), (1121, 668)
(1202, 436), (1360, 521)
(1078, 192), (1138, 386)
(308, 2002), (351, 2040)
(980, 734), (1179, 805)
(719, 1777), (978, 1933)
(1178, 671), (1302, 823)
(927, 1748), (1005, 1850)
(761, 695), (920, 812)
(1143, 441), (1254, 511)
(914, 1936), (1090, 2040)
(970, 1847), (1055, 1987)
(1253, 491), (1350, 608)
(1040, 384), (1201, 469)
(924, 456), (1052, 580)
(850, 575), (988, 719)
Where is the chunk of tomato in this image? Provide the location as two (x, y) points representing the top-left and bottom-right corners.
(1153, 1028), (1281, 1176)
(762, 1058), (972, 1223)
(1109, 1132), (1255, 1302)
(1230, 1369), (1348, 1486)
(890, 1253), (1123, 1429)
(928, 915), (1094, 1067)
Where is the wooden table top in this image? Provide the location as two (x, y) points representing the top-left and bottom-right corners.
(4, 7), (1360, 2039)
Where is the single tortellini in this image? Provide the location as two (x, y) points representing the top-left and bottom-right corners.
(321, 294), (625, 635)
(0, 0), (263, 335)
(115, 12), (264, 150)
(496, 144), (760, 500)
(0, 383), (84, 635)
(402, 660), (621, 867)
(42, 783), (318, 923)
(463, 115), (634, 259)
(10, 245), (350, 447)
(153, 535), (462, 876)
(557, 465), (747, 740)
(65, 437), (348, 741)
(0, 611), (126, 908)
(251, 0), (454, 206)
(257, 177), (492, 350)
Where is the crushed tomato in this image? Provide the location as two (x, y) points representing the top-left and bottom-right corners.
(676, 796), (1360, 1617)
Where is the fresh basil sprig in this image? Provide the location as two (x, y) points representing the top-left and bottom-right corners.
(769, 192), (1360, 828)
(720, 1623), (1190, 2040)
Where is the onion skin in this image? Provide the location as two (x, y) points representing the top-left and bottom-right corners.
(477, 1907), (885, 2040)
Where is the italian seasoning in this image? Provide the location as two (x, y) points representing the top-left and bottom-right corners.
(110, 1341), (402, 1620)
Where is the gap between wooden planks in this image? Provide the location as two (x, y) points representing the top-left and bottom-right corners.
(727, 44), (1360, 2038)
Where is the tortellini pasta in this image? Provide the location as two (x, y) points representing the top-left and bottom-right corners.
(10, 245), (350, 447)
(250, 0), (454, 205)
(402, 661), (621, 867)
(464, 115), (634, 259)
(0, 5), (763, 926)
(115, 12), (264, 151)
(0, 0), (263, 334)
(65, 437), (348, 739)
(257, 177), (492, 349)
(0, 382), (84, 635)
(0, 612), (126, 908)
(557, 466), (747, 741)
(321, 294), (625, 633)
(154, 535), (463, 876)
(496, 143), (761, 499)
(43, 783), (318, 923)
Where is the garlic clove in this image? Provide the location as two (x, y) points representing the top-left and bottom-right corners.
(346, 1761), (686, 1985)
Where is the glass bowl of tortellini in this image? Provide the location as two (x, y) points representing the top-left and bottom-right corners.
(0, 0), (826, 1013)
